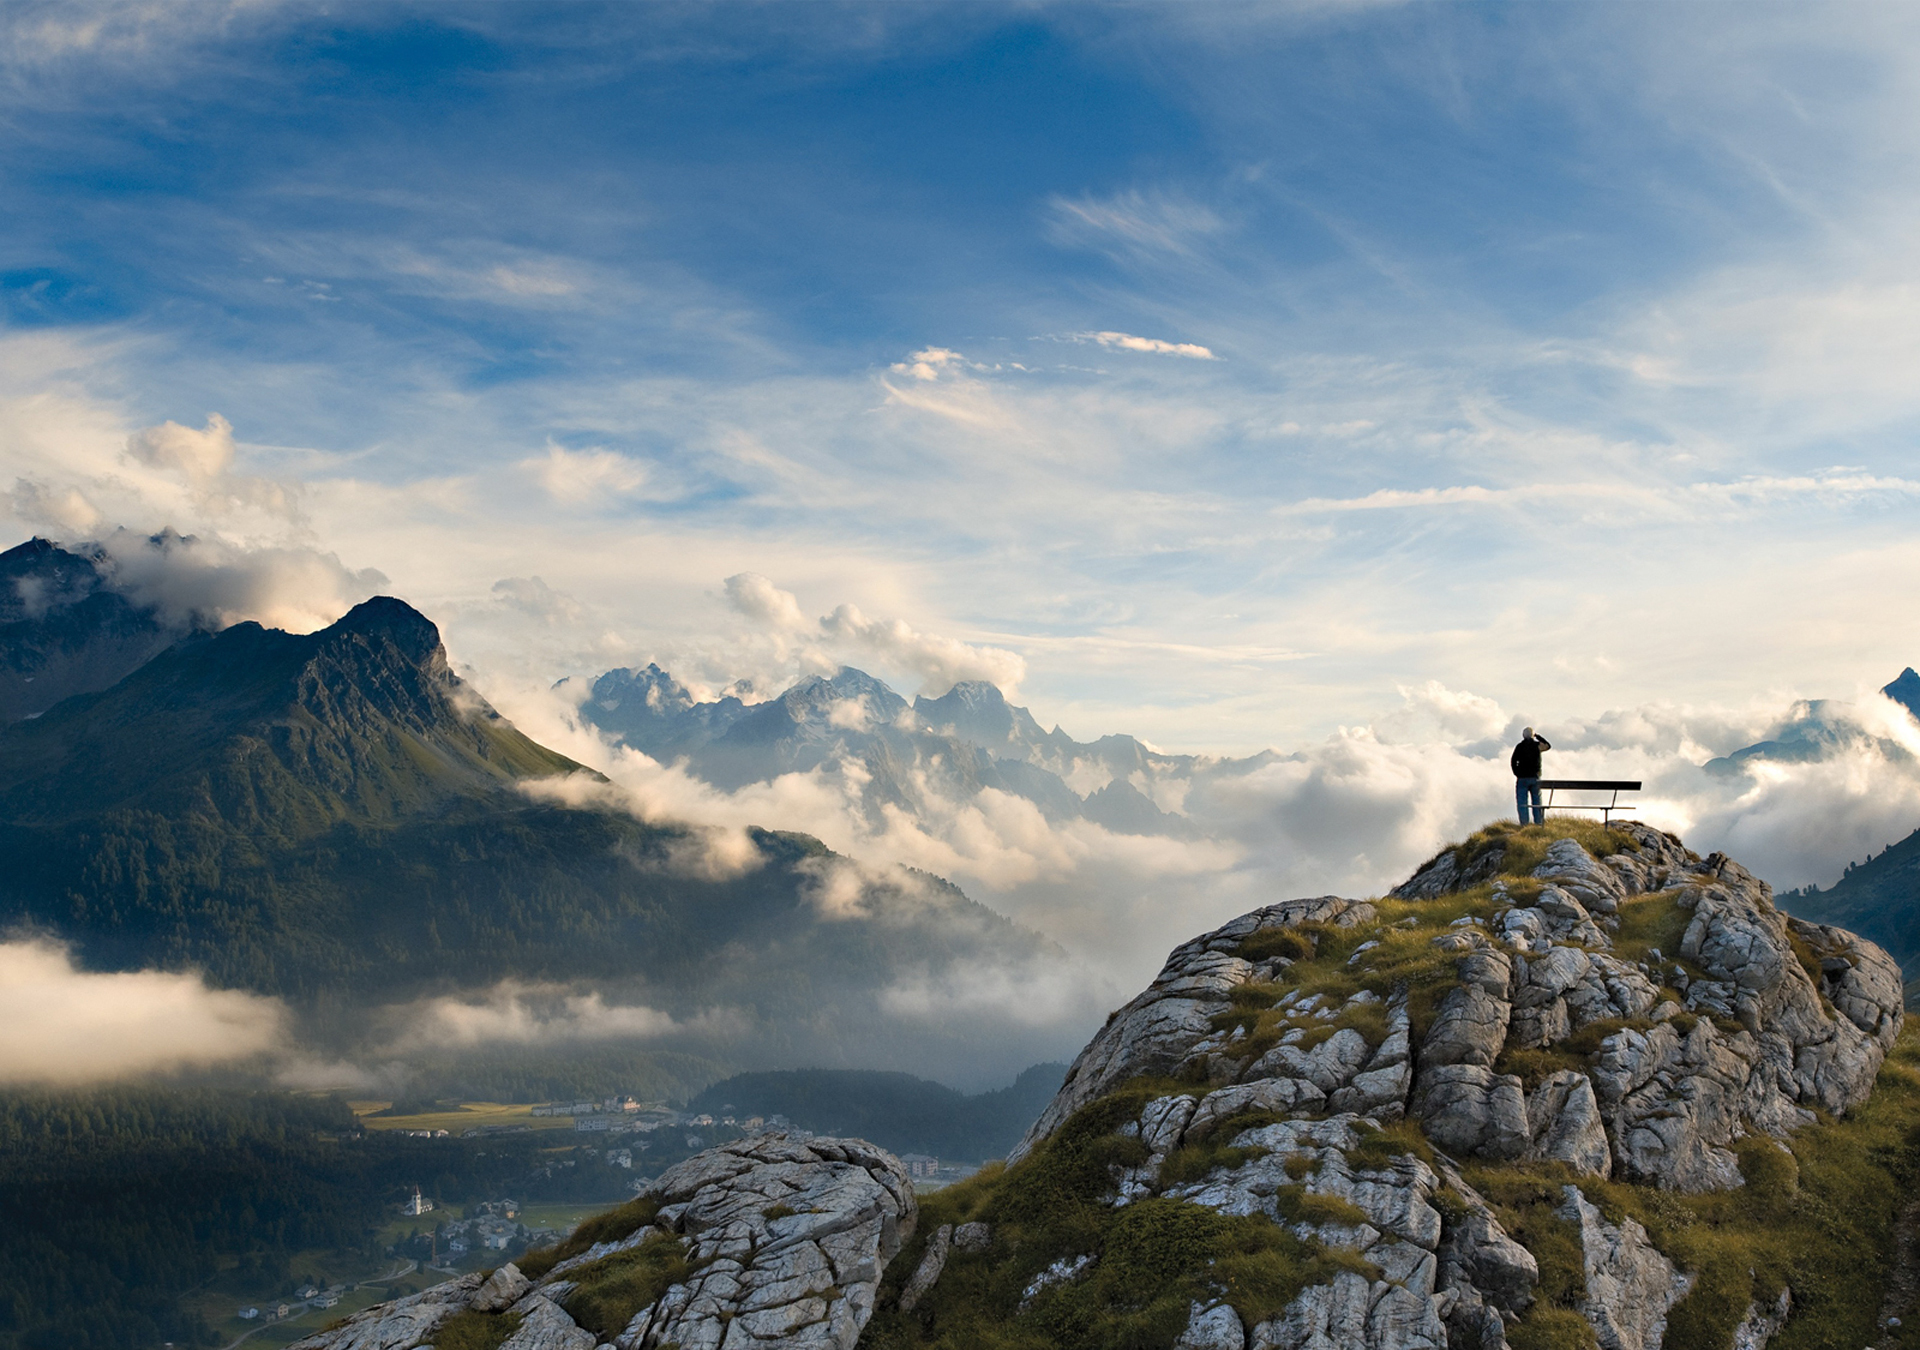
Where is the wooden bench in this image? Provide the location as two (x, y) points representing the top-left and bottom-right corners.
(1534, 779), (1641, 823)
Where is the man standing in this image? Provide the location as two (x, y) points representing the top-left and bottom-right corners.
(1511, 727), (1551, 825)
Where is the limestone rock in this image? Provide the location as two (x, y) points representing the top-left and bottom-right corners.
(288, 1134), (913, 1350)
(620, 1134), (915, 1350)
(1011, 896), (1376, 1162)
(499, 1294), (596, 1350)
(1524, 1071), (1611, 1177)
(472, 1262), (533, 1313)
(1177, 1301), (1248, 1350)
(1732, 1287), (1791, 1350)
(1533, 837), (1629, 915)
(1559, 1186), (1691, 1350)
(286, 1274), (485, 1350)
(951, 1221), (991, 1253)
(1419, 984), (1510, 1070)
(897, 1224), (950, 1313)
(1432, 1162), (1537, 1317)
(1393, 845), (1506, 900)
(1412, 1064), (1528, 1160)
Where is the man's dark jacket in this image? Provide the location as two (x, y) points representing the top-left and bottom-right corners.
(1510, 735), (1549, 779)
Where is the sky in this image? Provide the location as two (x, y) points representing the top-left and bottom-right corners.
(7, 2), (1920, 744)
(7, 0), (1920, 1084)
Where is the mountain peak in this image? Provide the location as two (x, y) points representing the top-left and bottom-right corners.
(331, 594), (443, 662)
(1883, 667), (1920, 720)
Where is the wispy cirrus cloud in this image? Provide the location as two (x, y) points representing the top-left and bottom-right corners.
(1044, 188), (1226, 259)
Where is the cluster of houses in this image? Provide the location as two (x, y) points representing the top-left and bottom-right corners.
(439, 1200), (559, 1260)
(526, 1096), (792, 1140)
(235, 1284), (345, 1322)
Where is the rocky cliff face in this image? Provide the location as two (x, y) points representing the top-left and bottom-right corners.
(291, 1134), (915, 1350)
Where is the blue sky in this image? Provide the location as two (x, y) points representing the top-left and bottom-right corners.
(6, 1), (1920, 755)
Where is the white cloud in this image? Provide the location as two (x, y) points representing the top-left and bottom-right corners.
(98, 527), (388, 634)
(127, 411), (235, 482)
(492, 574), (586, 624)
(522, 445), (650, 505)
(724, 572), (1026, 696)
(0, 940), (285, 1084)
(1078, 331), (1218, 360)
(378, 981), (707, 1054)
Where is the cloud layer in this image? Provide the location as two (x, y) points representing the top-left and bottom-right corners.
(0, 940), (285, 1084)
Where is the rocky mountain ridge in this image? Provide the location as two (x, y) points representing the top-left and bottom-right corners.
(298, 820), (1916, 1350)
(573, 663), (1234, 841)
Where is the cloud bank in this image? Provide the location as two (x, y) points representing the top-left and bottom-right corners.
(724, 572), (1026, 696)
(0, 940), (286, 1084)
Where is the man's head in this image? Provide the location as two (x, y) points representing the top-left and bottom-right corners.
(1523, 726), (1534, 739)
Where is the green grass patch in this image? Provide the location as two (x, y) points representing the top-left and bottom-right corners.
(1235, 927), (1315, 964)
(1510, 1307), (1600, 1350)
(563, 1230), (706, 1340)
(428, 1309), (523, 1350)
(1461, 1162), (1590, 1346)
(858, 1083), (1382, 1350)
(1345, 1118), (1438, 1169)
(1448, 820), (1633, 881)
(516, 1194), (661, 1279)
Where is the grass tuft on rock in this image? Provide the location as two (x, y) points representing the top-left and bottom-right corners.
(563, 1229), (705, 1340)
(429, 1309), (523, 1350)
(517, 1194), (662, 1279)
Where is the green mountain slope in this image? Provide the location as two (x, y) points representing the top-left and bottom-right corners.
(1782, 827), (1920, 975)
(0, 595), (1046, 1012)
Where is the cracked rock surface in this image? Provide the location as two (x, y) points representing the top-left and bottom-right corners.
(289, 1134), (914, 1350)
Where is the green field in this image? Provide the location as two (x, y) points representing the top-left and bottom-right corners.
(348, 1100), (580, 1134)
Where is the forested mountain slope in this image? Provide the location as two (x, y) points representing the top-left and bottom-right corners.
(0, 588), (1048, 1014)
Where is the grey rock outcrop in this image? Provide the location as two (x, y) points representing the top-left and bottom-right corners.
(1525, 1071), (1611, 1177)
(896, 1224), (949, 1313)
(1010, 896), (1377, 1163)
(608, 1135), (913, 1349)
(1178, 1300), (1249, 1350)
(288, 1133), (913, 1350)
(289, 1274), (485, 1350)
(1559, 1186), (1691, 1350)
(1389, 828), (1904, 1192)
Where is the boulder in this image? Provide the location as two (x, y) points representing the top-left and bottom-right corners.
(1524, 1071), (1611, 1177)
(285, 1134), (914, 1350)
(1411, 1065), (1529, 1160)
(1177, 1301), (1249, 1350)
(1559, 1186), (1691, 1350)
(616, 1135), (915, 1350)
(285, 1275), (485, 1350)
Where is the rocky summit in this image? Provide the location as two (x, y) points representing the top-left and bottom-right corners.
(864, 821), (1912, 1350)
(295, 821), (1916, 1350)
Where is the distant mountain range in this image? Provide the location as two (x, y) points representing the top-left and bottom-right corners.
(1705, 667), (1920, 776)
(0, 541), (1053, 1064)
(1758, 668), (1920, 975)
(571, 662), (1275, 840)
